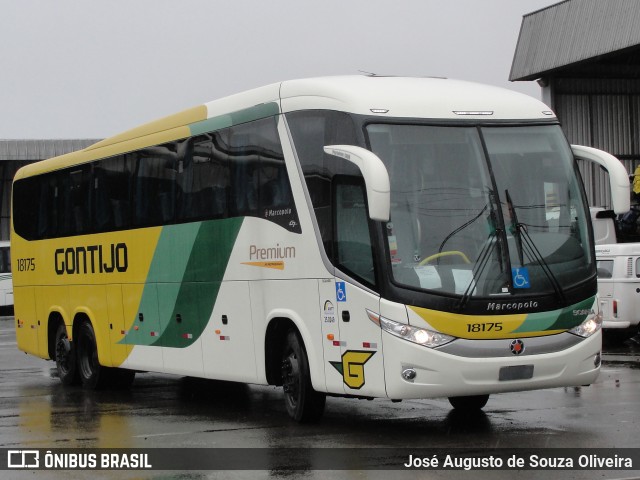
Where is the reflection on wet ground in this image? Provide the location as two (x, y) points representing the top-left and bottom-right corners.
(602, 330), (640, 368)
(0, 318), (638, 480)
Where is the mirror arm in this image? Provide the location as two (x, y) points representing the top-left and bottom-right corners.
(572, 145), (630, 214)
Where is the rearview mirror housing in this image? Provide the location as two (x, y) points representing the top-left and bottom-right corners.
(324, 145), (391, 222)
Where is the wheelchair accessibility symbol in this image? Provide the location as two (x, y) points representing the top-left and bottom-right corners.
(511, 267), (531, 289)
(336, 282), (347, 302)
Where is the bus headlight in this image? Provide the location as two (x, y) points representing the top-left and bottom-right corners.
(367, 310), (455, 348)
(568, 311), (602, 338)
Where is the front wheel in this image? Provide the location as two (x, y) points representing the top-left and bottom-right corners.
(448, 394), (489, 411)
(281, 330), (326, 422)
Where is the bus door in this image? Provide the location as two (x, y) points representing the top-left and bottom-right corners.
(328, 179), (385, 397)
(318, 278), (343, 393)
(332, 280), (384, 397)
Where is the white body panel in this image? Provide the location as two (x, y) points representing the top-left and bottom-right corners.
(0, 242), (12, 308)
(383, 329), (601, 398)
(596, 244), (640, 329)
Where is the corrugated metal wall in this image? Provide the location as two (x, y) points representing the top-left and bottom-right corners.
(553, 78), (639, 209)
(510, 0), (640, 81)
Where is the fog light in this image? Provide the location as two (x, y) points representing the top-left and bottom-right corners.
(594, 352), (601, 368)
(402, 368), (417, 381)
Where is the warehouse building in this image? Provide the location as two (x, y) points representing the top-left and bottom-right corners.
(510, 0), (640, 209)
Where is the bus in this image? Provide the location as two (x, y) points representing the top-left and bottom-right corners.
(11, 75), (630, 422)
(0, 241), (12, 311)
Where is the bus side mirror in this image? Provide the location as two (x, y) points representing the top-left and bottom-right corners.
(324, 145), (391, 222)
(572, 145), (630, 214)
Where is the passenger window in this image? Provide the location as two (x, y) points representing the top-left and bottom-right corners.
(13, 115), (298, 239)
(286, 110), (360, 257)
(176, 132), (230, 222)
(94, 155), (134, 231)
(334, 178), (375, 287)
(133, 145), (178, 226)
(56, 165), (92, 237)
(228, 117), (300, 232)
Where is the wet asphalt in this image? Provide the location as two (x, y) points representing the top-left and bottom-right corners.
(0, 317), (638, 480)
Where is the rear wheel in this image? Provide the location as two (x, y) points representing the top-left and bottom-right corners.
(76, 321), (110, 390)
(448, 394), (490, 411)
(281, 330), (326, 422)
(54, 324), (79, 386)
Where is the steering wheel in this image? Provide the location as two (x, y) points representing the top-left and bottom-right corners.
(419, 250), (471, 266)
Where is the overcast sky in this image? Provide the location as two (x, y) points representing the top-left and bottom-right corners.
(1, 0), (554, 139)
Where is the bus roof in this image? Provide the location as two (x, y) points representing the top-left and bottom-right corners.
(15, 75), (554, 179)
(277, 75), (553, 120)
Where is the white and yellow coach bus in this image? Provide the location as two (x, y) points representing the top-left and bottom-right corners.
(11, 76), (629, 422)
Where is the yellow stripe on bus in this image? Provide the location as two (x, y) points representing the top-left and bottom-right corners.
(409, 305), (545, 339)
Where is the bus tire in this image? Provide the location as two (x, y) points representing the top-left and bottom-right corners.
(54, 324), (80, 386)
(76, 320), (109, 390)
(281, 330), (326, 422)
(448, 394), (489, 411)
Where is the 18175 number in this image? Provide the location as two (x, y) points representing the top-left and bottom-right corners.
(466, 322), (503, 333)
(16, 258), (36, 272)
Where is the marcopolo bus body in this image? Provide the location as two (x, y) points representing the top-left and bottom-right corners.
(11, 76), (629, 421)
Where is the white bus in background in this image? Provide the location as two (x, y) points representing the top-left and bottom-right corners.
(0, 241), (13, 311)
(595, 244), (640, 330)
(11, 75), (630, 422)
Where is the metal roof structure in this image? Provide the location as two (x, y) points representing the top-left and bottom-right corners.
(510, 0), (640, 81)
(0, 139), (100, 161)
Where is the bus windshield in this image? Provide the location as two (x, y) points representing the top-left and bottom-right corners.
(366, 123), (593, 298)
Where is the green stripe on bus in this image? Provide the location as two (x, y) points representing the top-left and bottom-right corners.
(513, 296), (596, 333)
(120, 217), (243, 347)
(189, 102), (280, 137)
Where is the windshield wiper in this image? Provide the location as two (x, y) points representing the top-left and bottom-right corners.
(505, 189), (566, 302)
(505, 190), (524, 266)
(456, 189), (507, 312)
(457, 229), (498, 312)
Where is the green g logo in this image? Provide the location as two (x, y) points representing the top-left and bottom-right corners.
(330, 350), (375, 389)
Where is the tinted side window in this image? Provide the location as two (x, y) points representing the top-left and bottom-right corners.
(133, 145), (179, 227)
(13, 177), (41, 240)
(228, 116), (300, 233)
(13, 115), (300, 240)
(176, 132), (230, 222)
(286, 110), (360, 260)
(94, 155), (135, 231)
(335, 179), (375, 286)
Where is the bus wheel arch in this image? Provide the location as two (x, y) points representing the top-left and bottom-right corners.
(265, 317), (326, 422)
(48, 311), (66, 360)
(265, 317), (296, 386)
